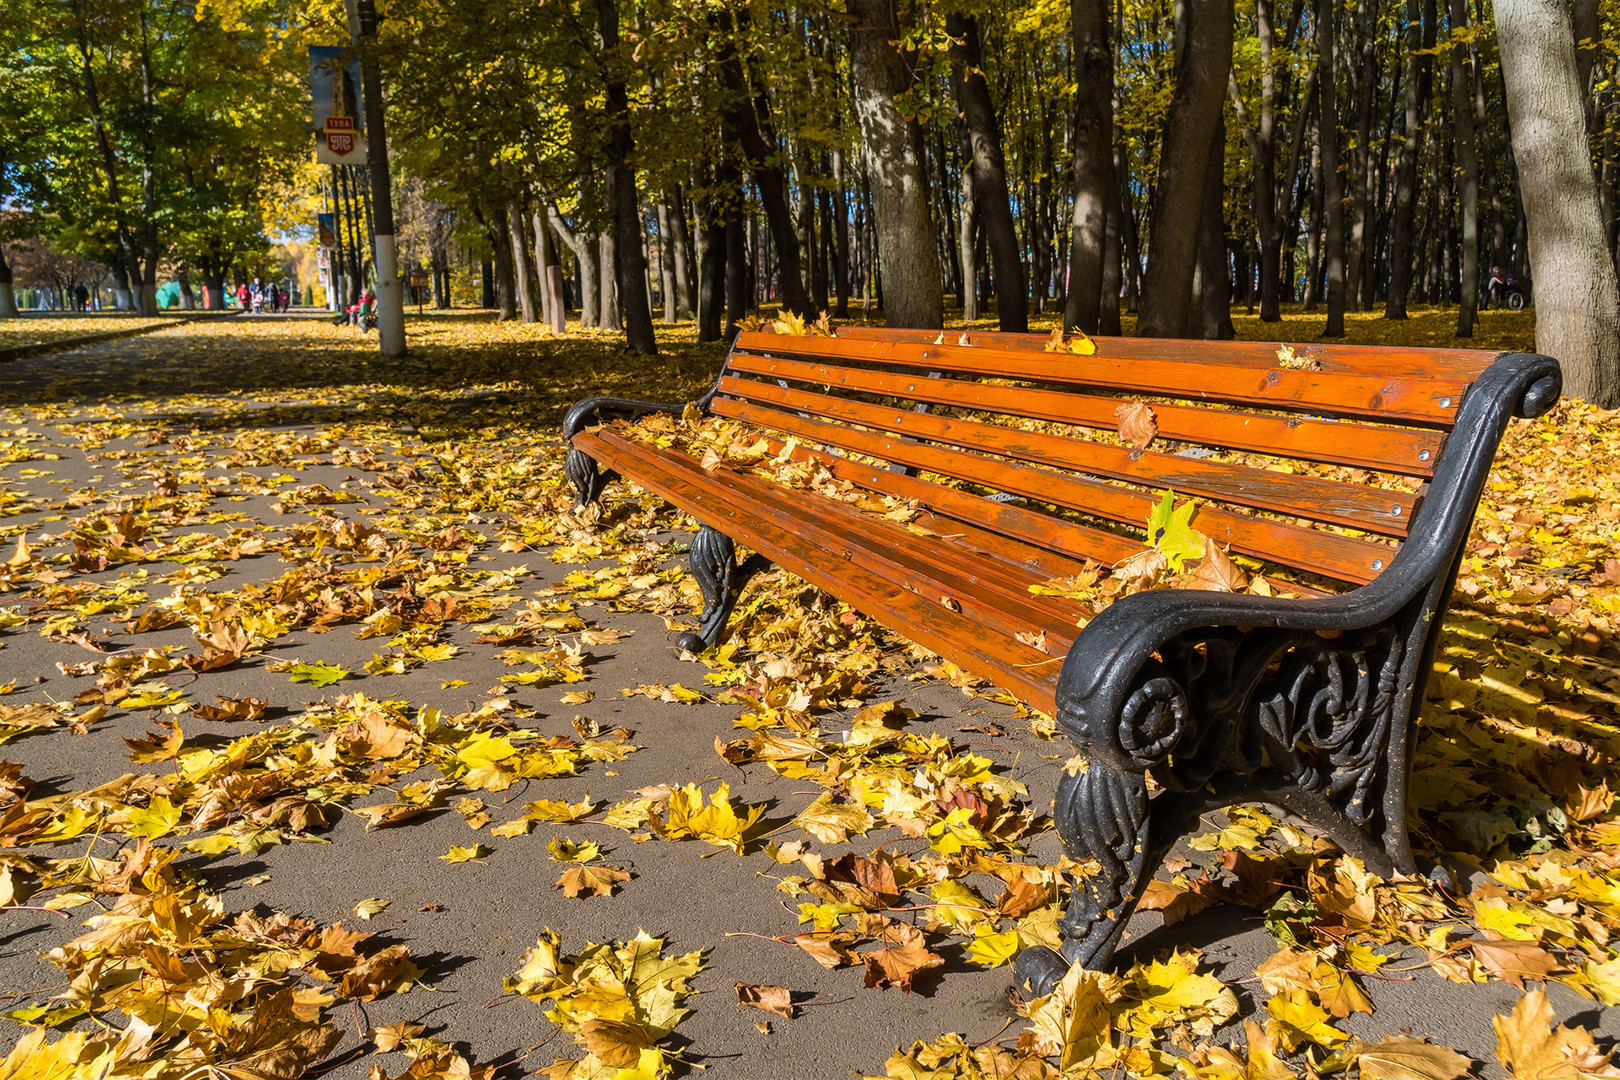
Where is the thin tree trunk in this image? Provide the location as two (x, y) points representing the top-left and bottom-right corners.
(1497, 0), (1620, 404)
(846, 0), (944, 329)
(1386, 0), (1438, 318)
(948, 13), (1028, 331)
(1346, 0), (1379, 310)
(1199, 116), (1235, 338)
(1453, 0), (1479, 336)
(1138, 0), (1233, 337)
(1066, 0), (1113, 334)
(657, 201), (677, 323)
(1317, 0), (1347, 336)
(670, 184), (696, 317)
(507, 201), (537, 323)
(698, 189), (727, 342)
(489, 206), (517, 321)
(832, 149), (852, 318)
(1228, 0), (1281, 321)
(958, 137), (978, 322)
(599, 0), (655, 353)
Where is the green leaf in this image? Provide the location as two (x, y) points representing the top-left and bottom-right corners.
(287, 662), (353, 688)
(1146, 491), (1207, 572)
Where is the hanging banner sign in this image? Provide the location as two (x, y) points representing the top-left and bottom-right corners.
(310, 46), (367, 165)
(317, 213), (337, 248)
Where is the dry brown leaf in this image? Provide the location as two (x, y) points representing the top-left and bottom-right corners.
(1494, 989), (1620, 1080)
(1114, 400), (1158, 449)
(736, 982), (795, 1019)
(1184, 543), (1250, 592)
(1471, 939), (1563, 989)
(579, 1019), (652, 1068)
(1356, 1035), (1474, 1080)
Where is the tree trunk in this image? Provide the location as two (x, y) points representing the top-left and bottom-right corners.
(1065, 0), (1114, 334)
(1346, 0), (1379, 311)
(1453, 0), (1479, 337)
(1199, 117), (1235, 339)
(598, 231), (619, 330)
(549, 206), (598, 327)
(1386, 0), (1438, 318)
(507, 202), (538, 323)
(0, 252), (17, 319)
(1228, 0), (1281, 321)
(698, 193), (727, 342)
(656, 201), (678, 323)
(832, 149), (852, 318)
(948, 13), (1028, 331)
(958, 139), (978, 323)
(599, 0), (656, 353)
(489, 207), (517, 321)
(715, 11), (811, 317)
(846, 0), (944, 329)
(1137, 0), (1233, 338)
(532, 208), (553, 328)
(725, 214), (747, 343)
(1318, 0), (1347, 337)
(670, 185), (696, 317)
(1497, 0), (1620, 404)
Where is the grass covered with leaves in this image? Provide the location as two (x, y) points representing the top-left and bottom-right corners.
(0, 309), (1616, 1080)
(0, 315), (186, 352)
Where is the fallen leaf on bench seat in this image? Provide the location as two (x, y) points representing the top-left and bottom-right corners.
(1185, 544), (1249, 593)
(1115, 400), (1158, 449)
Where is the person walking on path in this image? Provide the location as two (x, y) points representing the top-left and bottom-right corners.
(236, 283), (250, 310)
(72, 284), (88, 311)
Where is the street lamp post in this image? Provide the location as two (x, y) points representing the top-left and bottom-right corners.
(345, 0), (405, 356)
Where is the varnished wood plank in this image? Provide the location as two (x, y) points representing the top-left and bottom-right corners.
(725, 352), (1444, 477)
(733, 332), (1470, 426)
(718, 376), (1417, 536)
(709, 397), (1394, 584)
(830, 326), (1499, 381)
(576, 430), (1061, 711)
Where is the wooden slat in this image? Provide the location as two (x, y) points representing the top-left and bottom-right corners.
(733, 332), (1470, 426)
(831, 326), (1498, 381)
(615, 435), (1088, 648)
(577, 430), (1060, 712)
(727, 352), (1444, 477)
(718, 376), (1417, 537)
(759, 436), (1144, 571)
(709, 397), (1394, 584)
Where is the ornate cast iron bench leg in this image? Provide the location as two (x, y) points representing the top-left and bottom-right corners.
(674, 526), (768, 654)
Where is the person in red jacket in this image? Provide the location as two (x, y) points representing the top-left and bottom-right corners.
(236, 282), (250, 310)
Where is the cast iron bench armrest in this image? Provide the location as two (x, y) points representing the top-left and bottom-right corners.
(1016, 351), (1560, 995)
(563, 392), (715, 507)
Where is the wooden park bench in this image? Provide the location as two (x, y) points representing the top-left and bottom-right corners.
(561, 326), (1561, 996)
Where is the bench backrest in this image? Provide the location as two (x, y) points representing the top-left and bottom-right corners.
(708, 327), (1507, 589)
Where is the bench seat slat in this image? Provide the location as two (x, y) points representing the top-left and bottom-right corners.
(726, 353), (1444, 477)
(577, 429), (1061, 712)
(758, 434), (1145, 571)
(588, 429), (1086, 647)
(733, 332), (1470, 426)
(717, 376), (1417, 537)
(830, 326), (1497, 381)
(710, 397), (1391, 584)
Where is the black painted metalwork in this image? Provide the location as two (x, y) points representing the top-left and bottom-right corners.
(563, 350), (1561, 997)
(1013, 351), (1561, 996)
(561, 393), (714, 509)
